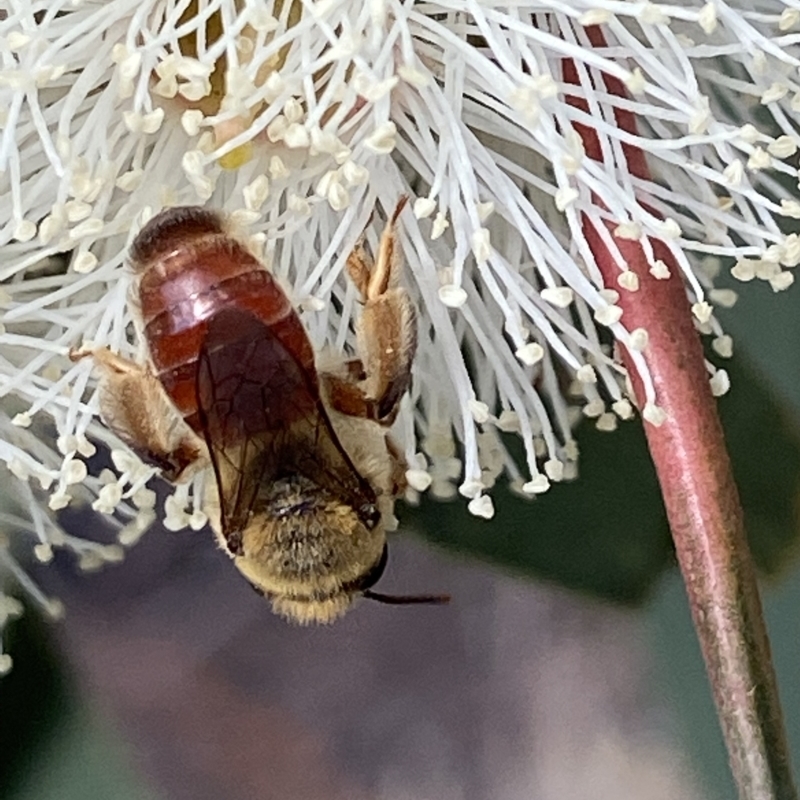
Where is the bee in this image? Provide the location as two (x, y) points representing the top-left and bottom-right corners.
(71, 201), (447, 623)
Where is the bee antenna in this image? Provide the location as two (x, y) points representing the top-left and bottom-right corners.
(362, 590), (451, 606)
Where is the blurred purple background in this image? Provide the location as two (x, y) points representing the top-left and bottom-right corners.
(31, 518), (706, 800)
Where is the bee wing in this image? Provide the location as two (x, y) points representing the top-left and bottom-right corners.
(195, 307), (377, 553)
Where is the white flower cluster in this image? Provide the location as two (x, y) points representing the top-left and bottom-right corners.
(1, 0), (800, 654)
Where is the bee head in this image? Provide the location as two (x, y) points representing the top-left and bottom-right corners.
(231, 475), (448, 624)
(266, 543), (388, 624)
(232, 475), (388, 623)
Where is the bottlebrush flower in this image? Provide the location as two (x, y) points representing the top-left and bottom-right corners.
(1, 0), (800, 664)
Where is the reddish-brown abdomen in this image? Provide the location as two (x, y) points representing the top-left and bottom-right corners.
(132, 208), (315, 430)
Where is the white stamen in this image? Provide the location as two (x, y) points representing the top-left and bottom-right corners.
(617, 271), (639, 291)
(712, 335), (733, 358)
(540, 287), (574, 308)
(406, 469), (433, 492)
(364, 122), (397, 154)
(439, 285), (467, 308)
(594, 304), (623, 326)
(414, 197), (436, 219)
(515, 343), (544, 366)
(629, 328), (649, 351)
(710, 369), (731, 397)
(643, 403), (668, 427)
(243, 175), (270, 211)
(468, 494), (495, 519)
(431, 212), (450, 240)
(468, 400), (490, 424)
(522, 475), (550, 494)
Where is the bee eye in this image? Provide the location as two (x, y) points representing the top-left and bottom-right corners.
(342, 543), (388, 594)
(359, 503), (381, 530)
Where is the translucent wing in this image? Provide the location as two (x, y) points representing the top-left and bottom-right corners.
(195, 307), (377, 553)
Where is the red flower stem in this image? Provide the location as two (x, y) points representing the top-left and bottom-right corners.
(563, 32), (797, 800)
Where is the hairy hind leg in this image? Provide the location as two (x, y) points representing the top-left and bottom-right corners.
(70, 347), (205, 481)
(322, 198), (416, 426)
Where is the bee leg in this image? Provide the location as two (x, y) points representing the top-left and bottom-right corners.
(342, 358), (366, 381)
(70, 347), (206, 482)
(384, 434), (409, 495)
(323, 198), (416, 426)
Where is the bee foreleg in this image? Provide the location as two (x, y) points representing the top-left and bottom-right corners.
(70, 347), (206, 482)
(330, 198), (416, 426)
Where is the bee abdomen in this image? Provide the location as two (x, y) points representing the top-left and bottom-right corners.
(130, 206), (224, 269)
(134, 223), (314, 429)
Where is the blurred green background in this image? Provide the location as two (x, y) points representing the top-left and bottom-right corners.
(4, 272), (800, 800)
